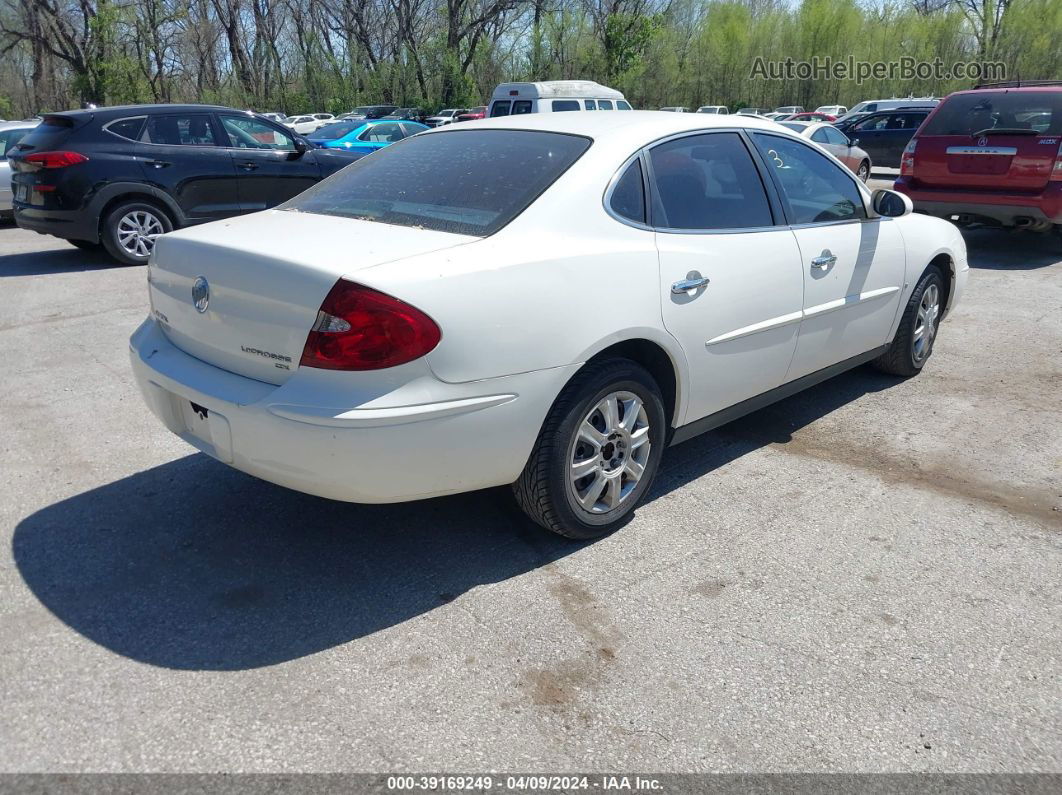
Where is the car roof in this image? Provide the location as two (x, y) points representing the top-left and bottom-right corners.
(46, 103), (243, 122)
(492, 81), (625, 100)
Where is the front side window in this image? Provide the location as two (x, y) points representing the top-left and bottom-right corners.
(490, 101), (511, 117)
(810, 128), (830, 144)
(552, 100), (580, 112)
(283, 129), (591, 237)
(617, 101), (632, 110)
(609, 158), (645, 224)
(219, 115), (294, 150)
(853, 114), (889, 132)
(648, 132), (774, 230)
(751, 132), (866, 225)
(142, 114), (217, 146)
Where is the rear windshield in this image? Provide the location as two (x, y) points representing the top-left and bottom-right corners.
(10, 116), (74, 152)
(309, 122), (360, 140)
(282, 129), (591, 236)
(922, 91), (1062, 136)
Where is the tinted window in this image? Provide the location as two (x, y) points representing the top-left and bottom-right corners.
(599, 100), (614, 110)
(512, 100), (532, 115)
(309, 121), (360, 141)
(284, 130), (591, 236)
(751, 133), (865, 224)
(823, 127), (850, 146)
(0, 127), (33, 158)
(553, 100), (580, 112)
(617, 101), (632, 110)
(143, 114), (217, 146)
(105, 117), (145, 141)
(853, 114), (888, 132)
(779, 122), (805, 133)
(490, 101), (511, 118)
(922, 91), (1062, 136)
(810, 128), (830, 143)
(360, 123), (405, 143)
(10, 117), (73, 151)
(219, 115), (294, 150)
(609, 158), (645, 224)
(649, 132), (773, 230)
(585, 100), (597, 110)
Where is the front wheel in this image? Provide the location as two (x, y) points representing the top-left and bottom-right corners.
(101, 200), (172, 265)
(873, 265), (944, 376)
(856, 161), (870, 182)
(513, 358), (667, 539)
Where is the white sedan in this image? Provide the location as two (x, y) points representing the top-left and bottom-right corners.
(283, 115), (324, 134)
(131, 112), (968, 539)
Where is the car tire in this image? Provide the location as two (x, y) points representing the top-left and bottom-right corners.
(513, 358), (667, 540)
(101, 200), (173, 266)
(857, 161), (870, 182)
(873, 264), (945, 377)
(69, 239), (102, 251)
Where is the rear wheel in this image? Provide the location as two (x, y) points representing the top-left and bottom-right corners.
(873, 265), (944, 377)
(513, 358), (667, 539)
(101, 200), (172, 265)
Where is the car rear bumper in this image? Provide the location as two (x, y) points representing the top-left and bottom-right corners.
(894, 178), (1062, 226)
(129, 317), (573, 504)
(14, 204), (99, 242)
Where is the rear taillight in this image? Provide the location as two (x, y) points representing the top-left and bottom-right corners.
(23, 151), (89, 169)
(300, 279), (441, 371)
(1050, 141), (1062, 182)
(900, 139), (916, 176)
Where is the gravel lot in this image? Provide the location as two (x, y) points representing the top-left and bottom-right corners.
(1, 189), (1060, 772)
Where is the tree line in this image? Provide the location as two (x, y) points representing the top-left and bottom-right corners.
(0, 0), (1058, 119)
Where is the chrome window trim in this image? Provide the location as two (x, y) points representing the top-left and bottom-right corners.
(102, 115), (147, 143)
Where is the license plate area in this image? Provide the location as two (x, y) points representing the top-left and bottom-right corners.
(170, 394), (234, 463)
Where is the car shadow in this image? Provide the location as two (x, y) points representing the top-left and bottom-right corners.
(0, 226), (122, 276)
(961, 227), (1059, 271)
(13, 365), (899, 671)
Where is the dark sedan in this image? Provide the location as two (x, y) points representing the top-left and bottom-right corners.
(834, 108), (933, 167)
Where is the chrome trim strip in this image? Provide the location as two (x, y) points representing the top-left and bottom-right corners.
(102, 115), (147, 142)
(707, 286), (900, 346)
(945, 146), (1017, 156)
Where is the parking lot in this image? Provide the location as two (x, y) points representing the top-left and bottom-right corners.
(1, 180), (1060, 772)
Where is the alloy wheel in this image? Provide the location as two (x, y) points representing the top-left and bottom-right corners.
(116, 210), (164, 259)
(913, 282), (940, 364)
(567, 391), (651, 514)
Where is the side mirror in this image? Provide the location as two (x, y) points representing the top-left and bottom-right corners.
(293, 137), (308, 155)
(849, 137), (859, 146)
(872, 188), (913, 218)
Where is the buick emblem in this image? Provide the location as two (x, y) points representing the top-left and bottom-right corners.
(192, 276), (210, 313)
(977, 136), (988, 147)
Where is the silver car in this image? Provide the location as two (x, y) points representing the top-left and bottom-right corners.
(1, 120), (39, 217)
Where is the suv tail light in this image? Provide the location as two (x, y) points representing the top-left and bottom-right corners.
(900, 139), (916, 176)
(23, 151), (89, 169)
(300, 279), (441, 370)
(1051, 141), (1062, 182)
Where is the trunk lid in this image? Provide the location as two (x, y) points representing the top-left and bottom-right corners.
(148, 209), (475, 384)
(913, 89), (1062, 190)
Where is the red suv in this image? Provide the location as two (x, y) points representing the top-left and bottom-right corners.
(894, 81), (1062, 241)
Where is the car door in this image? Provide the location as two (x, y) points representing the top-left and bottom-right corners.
(135, 112), (241, 222)
(217, 113), (321, 211)
(749, 132), (906, 380)
(809, 125), (851, 166)
(649, 131), (805, 422)
(848, 113), (892, 163)
(877, 112), (928, 167)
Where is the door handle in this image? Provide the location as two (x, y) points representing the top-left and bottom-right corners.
(811, 252), (837, 270)
(671, 274), (710, 294)
(237, 161), (259, 171)
(145, 160), (171, 169)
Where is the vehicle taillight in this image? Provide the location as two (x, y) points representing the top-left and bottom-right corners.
(300, 279), (441, 370)
(1050, 141), (1062, 182)
(23, 151), (89, 169)
(900, 139), (917, 176)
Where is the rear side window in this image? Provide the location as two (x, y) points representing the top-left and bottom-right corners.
(599, 100), (614, 110)
(10, 116), (74, 151)
(922, 91), (1062, 136)
(143, 114), (217, 146)
(810, 128), (830, 144)
(512, 100), (532, 115)
(104, 117), (146, 141)
(490, 101), (511, 117)
(649, 132), (773, 230)
(283, 129), (591, 237)
(553, 100), (580, 112)
(752, 133), (866, 225)
(585, 100), (597, 110)
(609, 158), (646, 224)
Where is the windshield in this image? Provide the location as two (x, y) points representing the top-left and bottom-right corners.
(282, 129), (591, 237)
(921, 91), (1062, 136)
(309, 121), (361, 141)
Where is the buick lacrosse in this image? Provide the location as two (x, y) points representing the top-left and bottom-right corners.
(130, 112), (968, 538)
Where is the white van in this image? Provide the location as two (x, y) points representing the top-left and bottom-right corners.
(836, 97), (939, 123)
(696, 105), (729, 114)
(487, 81), (631, 117)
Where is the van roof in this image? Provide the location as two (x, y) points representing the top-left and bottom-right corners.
(491, 81), (625, 100)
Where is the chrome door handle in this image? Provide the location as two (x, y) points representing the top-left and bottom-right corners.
(238, 161), (259, 171)
(671, 276), (710, 294)
(811, 253), (837, 270)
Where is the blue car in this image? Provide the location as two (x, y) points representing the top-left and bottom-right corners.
(307, 119), (429, 153)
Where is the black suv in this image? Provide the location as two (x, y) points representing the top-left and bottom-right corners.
(9, 104), (366, 264)
(834, 107), (934, 168)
